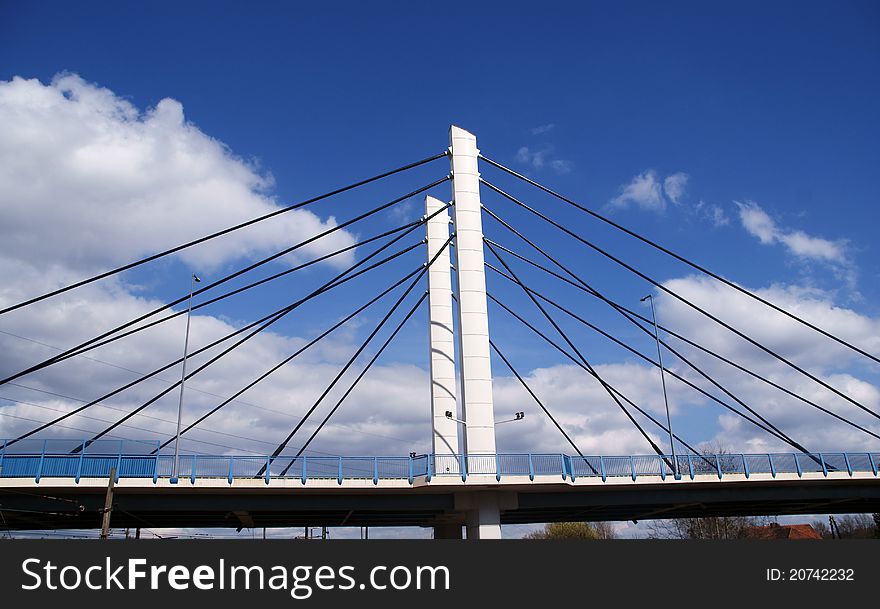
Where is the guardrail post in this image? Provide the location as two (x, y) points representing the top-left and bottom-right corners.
(227, 456), (234, 485)
(869, 453), (878, 477)
(265, 456), (271, 485)
(337, 456), (343, 485)
(715, 454), (722, 480)
(843, 453), (852, 477)
(687, 454), (694, 480)
(819, 453), (827, 477)
(76, 440), (86, 484)
(373, 457), (379, 485)
(567, 455), (576, 482)
(527, 453), (534, 481)
(190, 455), (197, 485)
(599, 456), (606, 482)
(427, 454), (433, 482)
(793, 453), (802, 477)
(301, 456), (307, 485)
(659, 455), (666, 481)
(742, 454), (750, 479)
(769, 454), (776, 478)
(460, 453), (467, 483)
(495, 453), (501, 482)
(408, 455), (414, 485)
(630, 455), (636, 481)
(116, 440), (123, 482)
(35, 438), (47, 483)
(0, 439), (6, 478)
(561, 453), (568, 481)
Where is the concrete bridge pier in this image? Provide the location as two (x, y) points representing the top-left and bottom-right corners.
(466, 494), (502, 539)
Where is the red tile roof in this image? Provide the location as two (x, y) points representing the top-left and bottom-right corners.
(744, 523), (823, 540)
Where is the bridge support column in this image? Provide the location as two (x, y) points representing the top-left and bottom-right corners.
(456, 492), (515, 539)
(465, 494), (502, 540)
(426, 195), (460, 472)
(449, 125), (496, 459)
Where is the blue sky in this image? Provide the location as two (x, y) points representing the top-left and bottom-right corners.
(1, 0), (879, 480)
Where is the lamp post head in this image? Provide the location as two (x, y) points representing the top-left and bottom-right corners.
(640, 294), (652, 303)
(192, 274), (201, 283)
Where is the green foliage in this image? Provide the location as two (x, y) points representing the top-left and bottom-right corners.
(525, 521), (617, 539)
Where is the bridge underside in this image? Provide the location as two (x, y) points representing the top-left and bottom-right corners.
(2, 478), (879, 531)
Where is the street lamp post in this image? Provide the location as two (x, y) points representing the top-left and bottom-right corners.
(641, 294), (679, 478)
(172, 273), (200, 482)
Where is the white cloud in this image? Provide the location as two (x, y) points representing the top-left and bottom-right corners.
(653, 275), (880, 452)
(549, 159), (573, 174)
(663, 172), (689, 204)
(695, 200), (730, 227)
(609, 170), (665, 211)
(735, 201), (855, 288)
(530, 124), (555, 135)
(492, 274), (880, 458)
(737, 201), (779, 245)
(0, 74), (356, 280)
(0, 74), (421, 459)
(0, 271), (434, 458)
(514, 146), (572, 175)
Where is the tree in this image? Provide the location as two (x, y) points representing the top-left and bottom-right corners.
(647, 443), (773, 539)
(647, 515), (771, 539)
(812, 514), (879, 539)
(525, 521), (617, 539)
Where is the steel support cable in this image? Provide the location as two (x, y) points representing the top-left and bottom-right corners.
(486, 265), (810, 453)
(482, 235), (808, 453)
(479, 155), (880, 366)
(1, 177), (450, 386)
(289, 291), (429, 464)
(14, 213), (440, 373)
(484, 241), (667, 459)
(264, 233), (453, 471)
(0, 390), (339, 457)
(0, 394), (276, 457)
(447, 287), (596, 471)
(75, 238), (430, 450)
(7, 231), (424, 448)
(485, 238), (880, 444)
(487, 291), (711, 459)
(1, 151), (448, 316)
(489, 339), (587, 458)
(155, 263), (427, 452)
(480, 179), (880, 422)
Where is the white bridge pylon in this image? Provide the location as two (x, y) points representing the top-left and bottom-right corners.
(426, 194), (460, 466)
(426, 126), (502, 538)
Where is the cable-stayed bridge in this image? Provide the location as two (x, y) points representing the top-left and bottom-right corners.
(1, 126), (878, 538)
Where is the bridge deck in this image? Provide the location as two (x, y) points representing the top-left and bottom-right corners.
(1, 447), (878, 530)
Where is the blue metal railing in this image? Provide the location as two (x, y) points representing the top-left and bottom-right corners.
(0, 440), (878, 486)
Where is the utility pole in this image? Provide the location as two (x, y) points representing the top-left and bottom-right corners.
(100, 467), (116, 539)
(172, 273), (200, 481)
(641, 294), (678, 478)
